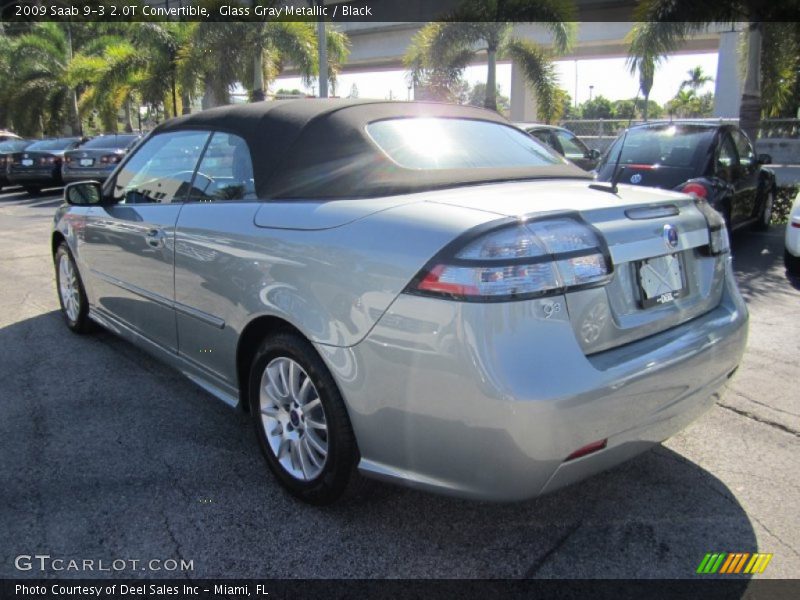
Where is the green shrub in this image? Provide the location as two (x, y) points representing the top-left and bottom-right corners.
(773, 185), (799, 224)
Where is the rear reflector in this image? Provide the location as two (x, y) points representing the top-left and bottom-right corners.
(565, 439), (608, 462)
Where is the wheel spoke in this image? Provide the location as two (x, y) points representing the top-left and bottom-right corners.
(302, 438), (322, 468)
(302, 397), (321, 412)
(296, 439), (312, 479)
(306, 429), (328, 456)
(305, 417), (326, 430)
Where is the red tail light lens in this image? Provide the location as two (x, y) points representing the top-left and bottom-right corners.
(565, 439), (608, 461)
(408, 214), (613, 302)
(681, 182), (708, 198)
(100, 155), (122, 164)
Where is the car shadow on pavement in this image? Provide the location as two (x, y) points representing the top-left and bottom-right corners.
(0, 188), (63, 207)
(731, 227), (800, 298)
(0, 311), (757, 583)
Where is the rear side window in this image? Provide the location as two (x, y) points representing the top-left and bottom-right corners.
(189, 132), (256, 202)
(555, 130), (590, 160)
(731, 129), (755, 168)
(111, 130), (210, 204)
(366, 118), (564, 170)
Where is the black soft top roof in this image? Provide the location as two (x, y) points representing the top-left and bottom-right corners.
(155, 99), (589, 199)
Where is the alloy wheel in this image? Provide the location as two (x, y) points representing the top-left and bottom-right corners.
(58, 253), (80, 323)
(259, 357), (329, 481)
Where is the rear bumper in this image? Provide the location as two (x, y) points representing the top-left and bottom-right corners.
(7, 168), (61, 186)
(318, 259), (748, 501)
(62, 167), (113, 183)
(786, 216), (800, 257)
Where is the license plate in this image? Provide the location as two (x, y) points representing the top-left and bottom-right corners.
(637, 254), (686, 308)
(21, 159), (33, 166)
(79, 158), (93, 166)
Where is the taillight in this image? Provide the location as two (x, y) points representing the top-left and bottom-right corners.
(64, 156), (73, 164)
(694, 198), (730, 255)
(39, 156), (57, 165)
(681, 182), (708, 199)
(407, 214), (613, 302)
(100, 154), (121, 164)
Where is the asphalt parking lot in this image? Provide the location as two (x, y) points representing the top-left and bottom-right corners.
(0, 187), (798, 579)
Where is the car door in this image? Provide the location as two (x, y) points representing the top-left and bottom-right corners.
(81, 130), (211, 351)
(173, 131), (259, 384)
(730, 128), (760, 222)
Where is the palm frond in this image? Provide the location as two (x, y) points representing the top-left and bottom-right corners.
(503, 38), (559, 122)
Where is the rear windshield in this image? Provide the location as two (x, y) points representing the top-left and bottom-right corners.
(605, 125), (714, 168)
(0, 140), (30, 152)
(366, 118), (564, 170)
(80, 134), (140, 149)
(26, 139), (79, 151)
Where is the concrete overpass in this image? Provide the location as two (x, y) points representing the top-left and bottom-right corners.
(334, 18), (742, 120)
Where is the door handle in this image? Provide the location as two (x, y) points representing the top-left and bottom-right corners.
(145, 229), (165, 248)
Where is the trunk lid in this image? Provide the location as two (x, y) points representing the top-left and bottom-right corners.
(425, 179), (723, 354)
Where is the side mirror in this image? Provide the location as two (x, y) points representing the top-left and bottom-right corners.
(65, 181), (102, 206)
(589, 148), (601, 160)
(757, 153), (772, 165)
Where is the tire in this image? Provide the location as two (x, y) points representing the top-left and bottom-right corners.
(24, 186), (41, 196)
(786, 250), (800, 276)
(250, 332), (359, 504)
(754, 188), (774, 231)
(54, 243), (93, 333)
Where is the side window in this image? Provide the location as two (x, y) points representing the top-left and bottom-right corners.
(530, 130), (559, 153)
(731, 129), (755, 169)
(555, 130), (590, 160)
(716, 134), (738, 180)
(111, 130), (210, 204)
(189, 132), (256, 202)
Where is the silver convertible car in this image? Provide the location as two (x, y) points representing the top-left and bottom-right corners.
(53, 100), (748, 504)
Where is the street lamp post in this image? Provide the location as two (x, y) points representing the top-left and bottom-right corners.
(589, 85), (594, 102)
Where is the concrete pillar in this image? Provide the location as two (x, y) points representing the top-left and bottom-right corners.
(714, 29), (743, 118)
(510, 61), (538, 122)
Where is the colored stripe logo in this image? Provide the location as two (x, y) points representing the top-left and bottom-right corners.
(696, 552), (773, 574)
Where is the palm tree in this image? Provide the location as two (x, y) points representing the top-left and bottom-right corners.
(629, 53), (656, 121)
(5, 23), (82, 136)
(680, 66), (713, 92)
(626, 0), (796, 140)
(404, 0), (576, 119)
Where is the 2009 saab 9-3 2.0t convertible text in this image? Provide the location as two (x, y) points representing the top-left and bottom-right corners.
(53, 100), (748, 504)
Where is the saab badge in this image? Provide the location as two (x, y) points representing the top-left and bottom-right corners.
(630, 173), (642, 184)
(663, 224), (679, 251)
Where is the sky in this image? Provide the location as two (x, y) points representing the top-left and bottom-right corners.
(272, 52), (719, 106)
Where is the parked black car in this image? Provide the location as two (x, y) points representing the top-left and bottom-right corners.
(6, 137), (86, 195)
(0, 139), (34, 192)
(595, 122), (776, 231)
(516, 123), (601, 171)
(62, 133), (142, 183)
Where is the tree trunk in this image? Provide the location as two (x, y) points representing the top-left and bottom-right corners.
(484, 47), (497, 111)
(202, 79), (217, 109)
(124, 101), (134, 133)
(66, 23), (82, 136)
(643, 92), (649, 122)
(739, 22), (762, 142)
(317, 15), (328, 98)
(181, 91), (192, 115)
(252, 52), (265, 102)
